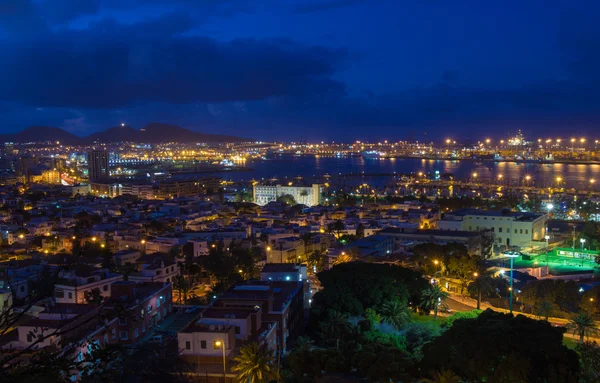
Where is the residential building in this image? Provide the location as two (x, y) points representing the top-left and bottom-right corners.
(378, 227), (486, 256)
(260, 263), (311, 308)
(128, 256), (179, 284)
(154, 177), (221, 199)
(345, 234), (394, 257)
(437, 208), (547, 248)
(214, 280), (304, 352)
(108, 281), (173, 344)
(54, 265), (122, 304)
(0, 259), (46, 301)
(5, 303), (118, 352)
(267, 237), (305, 263)
(253, 184), (322, 206)
(87, 150), (109, 182)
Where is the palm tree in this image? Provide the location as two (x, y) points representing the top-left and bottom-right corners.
(232, 343), (279, 383)
(172, 275), (190, 304)
(568, 311), (599, 342)
(535, 300), (556, 321)
(421, 284), (449, 319)
(379, 299), (412, 329)
(319, 310), (351, 348)
(307, 250), (326, 273)
(470, 272), (495, 310)
(327, 220), (345, 239)
(420, 369), (462, 383)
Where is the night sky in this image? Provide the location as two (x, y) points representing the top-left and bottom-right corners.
(1, 0), (599, 141)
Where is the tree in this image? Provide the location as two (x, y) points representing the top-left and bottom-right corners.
(403, 321), (441, 357)
(446, 255), (478, 294)
(577, 341), (600, 383)
(364, 308), (381, 327)
(443, 309), (482, 328)
(119, 263), (138, 281)
(421, 309), (580, 383)
(318, 309), (352, 348)
(276, 194), (296, 206)
(172, 275), (190, 304)
(327, 220), (345, 239)
(421, 284), (449, 319)
(468, 271), (496, 310)
(312, 262), (427, 319)
(420, 369), (462, 383)
(232, 342), (279, 383)
(307, 250), (327, 273)
(520, 279), (580, 314)
(568, 311), (599, 343)
(535, 300), (557, 321)
(355, 223), (365, 239)
(84, 288), (103, 304)
(379, 298), (411, 329)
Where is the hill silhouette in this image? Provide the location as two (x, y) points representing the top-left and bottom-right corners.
(0, 123), (248, 144)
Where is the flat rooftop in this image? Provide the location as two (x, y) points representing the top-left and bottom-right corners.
(379, 227), (481, 238)
(444, 208), (544, 221)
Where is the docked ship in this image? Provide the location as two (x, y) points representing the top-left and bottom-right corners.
(361, 150), (383, 159)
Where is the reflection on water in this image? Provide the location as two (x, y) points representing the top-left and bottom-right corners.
(220, 156), (600, 189)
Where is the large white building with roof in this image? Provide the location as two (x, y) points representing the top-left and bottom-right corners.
(253, 184), (322, 207)
(437, 208), (547, 249)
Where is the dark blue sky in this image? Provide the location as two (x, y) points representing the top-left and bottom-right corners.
(1, 0), (599, 141)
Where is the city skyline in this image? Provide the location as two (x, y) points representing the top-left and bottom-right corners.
(1, 0), (600, 141)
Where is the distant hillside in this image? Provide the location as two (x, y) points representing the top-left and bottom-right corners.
(1, 123), (248, 144)
(86, 123), (248, 143)
(0, 126), (82, 145)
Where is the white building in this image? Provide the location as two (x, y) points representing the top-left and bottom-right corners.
(54, 266), (122, 304)
(437, 208), (547, 249)
(253, 184), (322, 207)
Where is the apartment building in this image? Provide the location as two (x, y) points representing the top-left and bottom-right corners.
(253, 184), (322, 207)
(54, 265), (123, 304)
(0, 259), (46, 300)
(437, 208), (547, 248)
(128, 257), (179, 284)
(214, 280), (304, 352)
(108, 281), (173, 344)
(266, 237), (305, 263)
(378, 227), (486, 256)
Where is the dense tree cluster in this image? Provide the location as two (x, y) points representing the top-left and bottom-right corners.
(421, 310), (580, 383)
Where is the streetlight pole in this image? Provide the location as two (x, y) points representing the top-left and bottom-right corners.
(503, 251), (519, 314)
(545, 235), (550, 265)
(215, 340), (226, 382)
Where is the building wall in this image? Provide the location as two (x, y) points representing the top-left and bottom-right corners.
(253, 184), (322, 207)
(438, 214), (547, 248)
(116, 284), (173, 344)
(55, 275), (123, 304)
(178, 328), (235, 359)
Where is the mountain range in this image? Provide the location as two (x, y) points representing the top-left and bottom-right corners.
(0, 123), (248, 145)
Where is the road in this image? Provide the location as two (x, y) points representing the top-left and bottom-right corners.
(445, 297), (478, 313)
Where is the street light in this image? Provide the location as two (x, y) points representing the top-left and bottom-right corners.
(580, 238), (586, 251)
(503, 251), (520, 314)
(214, 340), (227, 381)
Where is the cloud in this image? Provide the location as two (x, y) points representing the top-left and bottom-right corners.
(294, 0), (373, 14)
(0, 13), (346, 109)
(0, 0), (48, 37)
(38, 0), (101, 24)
